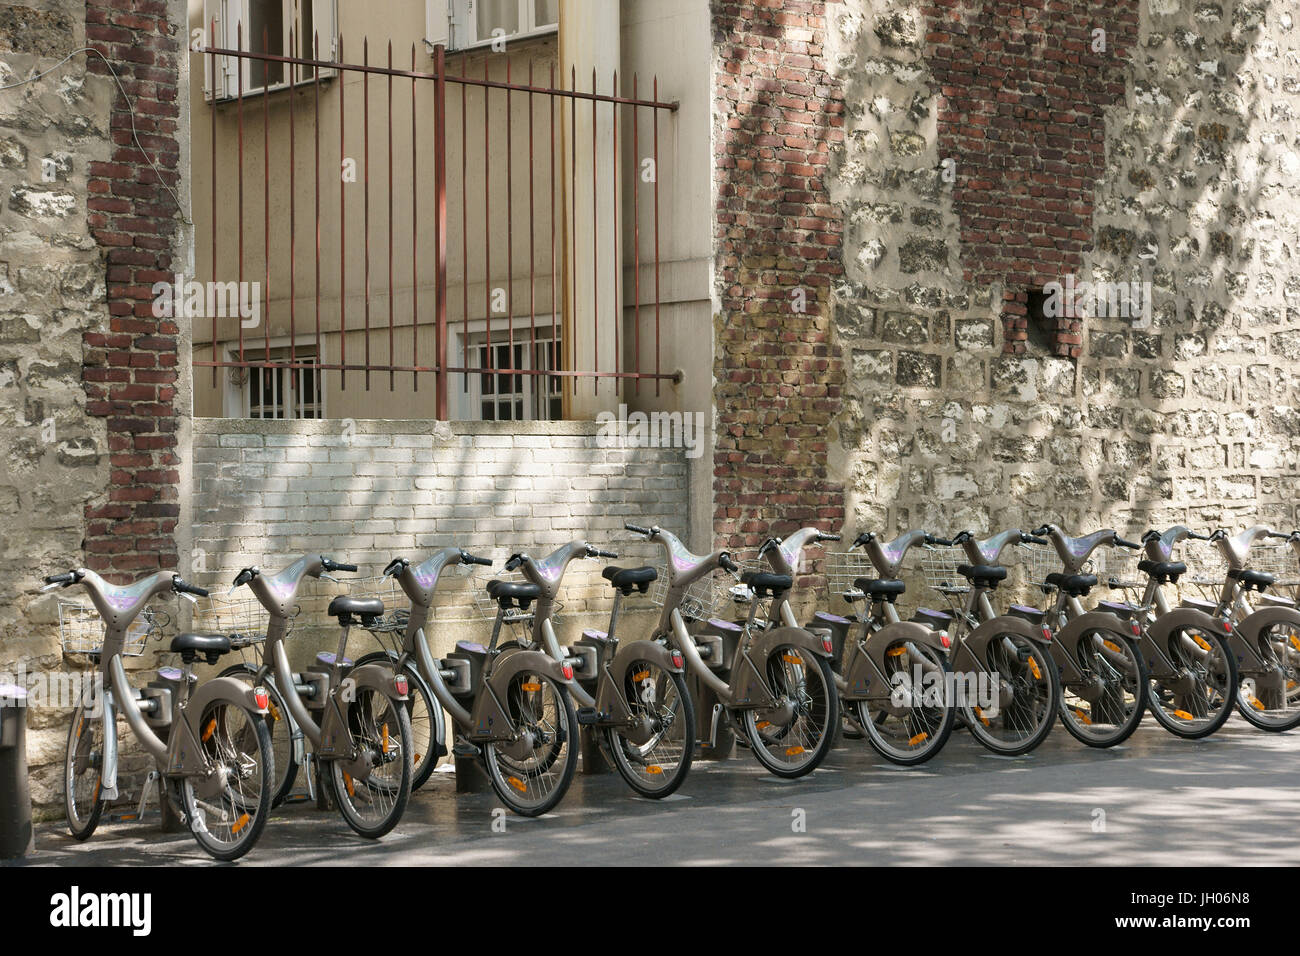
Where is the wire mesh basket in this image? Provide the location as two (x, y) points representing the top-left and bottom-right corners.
(1247, 542), (1300, 588)
(60, 602), (166, 657)
(648, 562), (741, 622)
(917, 545), (970, 596)
(824, 551), (876, 601)
(193, 594), (288, 647)
(1097, 549), (1146, 593)
(1184, 544), (1229, 588)
(1018, 543), (1100, 588)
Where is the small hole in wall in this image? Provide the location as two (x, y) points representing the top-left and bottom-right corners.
(1025, 288), (1054, 354)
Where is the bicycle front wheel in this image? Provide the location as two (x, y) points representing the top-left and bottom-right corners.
(330, 687), (413, 838)
(604, 663), (694, 798)
(182, 700), (274, 861)
(1235, 620), (1300, 731)
(64, 698), (106, 841)
(354, 652), (445, 791)
(218, 662), (299, 806)
(483, 671), (577, 816)
(1058, 630), (1148, 747)
(1148, 627), (1236, 739)
(741, 645), (839, 778)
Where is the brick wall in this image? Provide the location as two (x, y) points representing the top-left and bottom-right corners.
(928, 0), (1139, 356)
(712, 0), (848, 581)
(191, 418), (691, 653)
(83, 0), (185, 580)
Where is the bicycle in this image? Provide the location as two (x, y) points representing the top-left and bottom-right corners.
(1186, 526), (1300, 731)
(1100, 526), (1238, 739)
(1027, 524), (1150, 748)
(818, 528), (958, 764)
(42, 567), (275, 861)
(493, 537), (696, 799)
(230, 555), (414, 837)
(380, 547), (582, 816)
(635, 525), (839, 778)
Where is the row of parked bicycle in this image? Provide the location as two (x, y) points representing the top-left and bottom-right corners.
(40, 521), (1300, 860)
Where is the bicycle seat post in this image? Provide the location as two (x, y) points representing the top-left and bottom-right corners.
(606, 588), (624, 643)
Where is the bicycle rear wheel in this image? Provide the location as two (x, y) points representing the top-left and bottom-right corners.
(64, 697), (106, 841)
(1058, 630), (1147, 747)
(483, 671), (577, 816)
(1235, 621), (1300, 731)
(856, 641), (955, 765)
(604, 662), (694, 798)
(962, 633), (1059, 756)
(182, 700), (274, 861)
(354, 651), (445, 791)
(218, 662), (299, 806)
(330, 687), (413, 838)
(1148, 628), (1236, 739)
(741, 645), (839, 778)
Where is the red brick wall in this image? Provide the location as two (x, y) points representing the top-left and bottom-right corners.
(926, 0), (1138, 356)
(712, 0), (846, 569)
(83, 0), (183, 580)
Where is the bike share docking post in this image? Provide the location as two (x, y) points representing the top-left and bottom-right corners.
(0, 684), (34, 859)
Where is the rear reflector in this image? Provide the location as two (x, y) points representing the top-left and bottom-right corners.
(253, 687), (270, 711)
(561, 663), (574, 681)
(670, 650), (684, 669)
(393, 675), (409, 697)
(821, 636), (834, 654)
(939, 633), (951, 648)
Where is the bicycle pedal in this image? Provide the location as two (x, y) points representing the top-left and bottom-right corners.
(576, 707), (607, 726)
(452, 740), (480, 758)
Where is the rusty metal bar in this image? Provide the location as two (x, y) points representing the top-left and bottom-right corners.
(528, 60), (536, 406)
(632, 73), (640, 396)
(653, 75), (661, 397)
(506, 59), (514, 364)
(262, 25), (270, 369)
(461, 52), (468, 396)
(569, 65), (576, 402)
(363, 38), (371, 391)
(484, 57), (492, 375)
(549, 63), (558, 399)
(236, 21), (244, 371)
(410, 44), (418, 393)
(338, 33), (346, 389)
(209, 19), (217, 389)
(313, 32), (321, 380)
(434, 43), (448, 417)
(611, 68), (619, 396)
(591, 68), (597, 396)
(289, 27), (296, 380)
(387, 42), (395, 392)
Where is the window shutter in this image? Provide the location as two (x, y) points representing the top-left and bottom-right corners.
(425, 0), (450, 51)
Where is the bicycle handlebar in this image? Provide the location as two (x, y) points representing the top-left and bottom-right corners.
(925, 534), (953, 547)
(818, 532), (842, 542)
(1022, 534), (1048, 545)
(1114, 537), (1141, 550)
(624, 523), (653, 537)
(587, 547), (618, 559)
(43, 571), (79, 587)
(504, 554), (525, 572)
(1185, 530), (1211, 540)
(1029, 525), (1051, 537)
(460, 550), (493, 566)
(320, 557), (357, 573)
(172, 576), (209, 598)
(718, 553), (739, 574)
(232, 567), (258, 587)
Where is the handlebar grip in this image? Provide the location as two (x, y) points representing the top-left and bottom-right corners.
(928, 536), (954, 547)
(718, 553), (738, 574)
(624, 523), (652, 536)
(1025, 535), (1048, 545)
(1115, 537), (1141, 550)
(1267, 531), (1291, 539)
(504, 554), (524, 572)
(337, 562), (358, 573)
(174, 577), (210, 598)
(818, 532), (842, 542)
(1030, 525), (1050, 537)
(232, 568), (257, 587)
(464, 553), (493, 567)
(1186, 531), (1210, 540)
(593, 549), (618, 559)
(850, 532), (872, 550)
(43, 572), (75, 586)
(383, 558), (407, 576)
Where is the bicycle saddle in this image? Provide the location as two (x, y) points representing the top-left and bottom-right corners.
(1137, 559), (1185, 583)
(957, 564), (1007, 588)
(1228, 568), (1274, 591)
(1045, 572), (1098, 596)
(601, 565), (658, 594)
(740, 570), (792, 595)
(852, 577), (906, 602)
(327, 596), (384, 618)
(486, 580), (542, 605)
(171, 632), (232, 655)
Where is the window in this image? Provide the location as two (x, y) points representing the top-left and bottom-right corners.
(204, 0), (337, 101)
(225, 344), (324, 419)
(442, 0), (558, 52)
(471, 333), (562, 421)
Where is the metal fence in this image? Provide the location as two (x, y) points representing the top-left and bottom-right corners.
(194, 24), (679, 418)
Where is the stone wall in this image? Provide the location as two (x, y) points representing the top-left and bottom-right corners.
(711, 0), (1300, 611)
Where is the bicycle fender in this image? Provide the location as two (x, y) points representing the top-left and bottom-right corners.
(961, 615), (1050, 662)
(727, 626), (831, 709)
(1052, 610), (1138, 684)
(1232, 605), (1300, 672)
(596, 640), (683, 721)
(347, 662), (409, 701)
(845, 620), (946, 701)
(1144, 607), (1224, 678)
(469, 650), (573, 741)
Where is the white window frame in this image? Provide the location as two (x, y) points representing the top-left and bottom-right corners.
(222, 337), (326, 420)
(450, 316), (562, 422)
(203, 0), (338, 102)
(437, 0), (559, 54)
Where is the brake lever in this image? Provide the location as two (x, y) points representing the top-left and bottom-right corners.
(179, 591), (199, 605)
(39, 582), (61, 593)
(321, 573), (340, 584)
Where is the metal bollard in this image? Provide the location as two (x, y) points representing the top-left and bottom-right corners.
(0, 684), (34, 859)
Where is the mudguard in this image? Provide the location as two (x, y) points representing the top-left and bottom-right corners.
(729, 626), (832, 709)
(1231, 605), (1300, 674)
(169, 676), (269, 775)
(316, 663), (408, 760)
(1143, 607), (1226, 679)
(469, 649), (573, 742)
(1052, 610), (1138, 686)
(842, 620), (947, 701)
(595, 639), (684, 721)
(955, 615), (1051, 673)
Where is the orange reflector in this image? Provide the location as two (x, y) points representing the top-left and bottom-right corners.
(1102, 639), (1121, 653)
(343, 772), (356, 797)
(1192, 635), (1212, 652)
(414, 753), (423, 762)
(785, 746), (805, 756)
(1290, 635), (1300, 651)
(381, 722), (390, 755)
(521, 682), (541, 692)
(631, 670), (650, 682)
(269, 702), (282, 722)
(202, 718), (217, 742)
(646, 765), (664, 775)
(973, 706), (990, 726)
(782, 653), (802, 665)
(1173, 710), (1194, 720)
(908, 733), (928, 746)
(755, 720), (771, 730)
(887, 646), (907, 658)
(231, 812), (250, 835)
(1071, 708), (1093, 725)
(1027, 657), (1042, 680)
(1250, 696), (1265, 711)
(507, 776), (526, 793)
